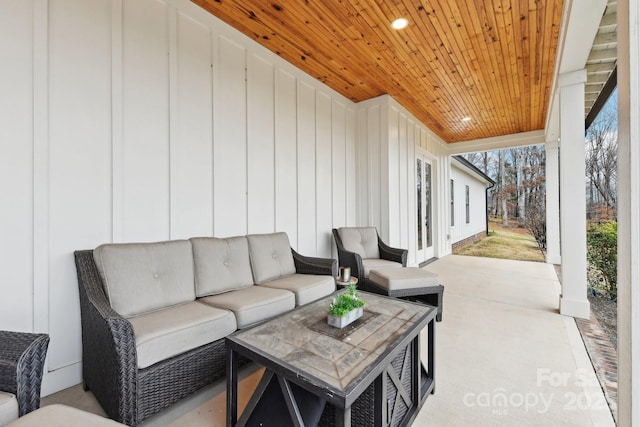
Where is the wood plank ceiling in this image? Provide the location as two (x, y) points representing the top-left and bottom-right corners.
(192, 0), (563, 143)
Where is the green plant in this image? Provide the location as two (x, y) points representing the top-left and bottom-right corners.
(587, 221), (618, 299)
(328, 285), (365, 317)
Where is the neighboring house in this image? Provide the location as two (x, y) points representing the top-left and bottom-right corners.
(449, 156), (494, 251)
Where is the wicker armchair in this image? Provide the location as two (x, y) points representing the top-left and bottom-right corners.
(332, 227), (407, 291)
(0, 331), (50, 419)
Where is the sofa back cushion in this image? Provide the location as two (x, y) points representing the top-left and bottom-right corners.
(247, 232), (296, 284)
(93, 240), (195, 318)
(190, 236), (254, 297)
(337, 227), (380, 259)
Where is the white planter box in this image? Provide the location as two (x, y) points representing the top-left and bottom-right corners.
(327, 307), (364, 328)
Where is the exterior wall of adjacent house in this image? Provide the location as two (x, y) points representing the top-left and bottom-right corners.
(449, 159), (492, 245)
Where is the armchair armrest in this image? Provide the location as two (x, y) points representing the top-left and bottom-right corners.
(378, 236), (408, 266)
(292, 249), (337, 277)
(332, 229), (365, 283)
(0, 331), (49, 416)
(74, 250), (138, 426)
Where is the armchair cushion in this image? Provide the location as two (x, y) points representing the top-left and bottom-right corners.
(258, 274), (335, 306)
(199, 286), (295, 329)
(362, 259), (403, 278)
(247, 233), (296, 284)
(191, 237), (254, 297)
(337, 227), (380, 259)
(0, 392), (18, 426)
(93, 240), (195, 317)
(128, 301), (236, 369)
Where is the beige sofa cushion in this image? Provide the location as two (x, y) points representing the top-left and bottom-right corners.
(93, 240), (195, 317)
(200, 286), (294, 329)
(247, 233), (296, 284)
(6, 404), (125, 426)
(259, 274), (335, 306)
(128, 301), (236, 369)
(337, 227), (380, 259)
(191, 236), (254, 297)
(369, 267), (439, 290)
(0, 392), (18, 427)
(362, 259), (402, 278)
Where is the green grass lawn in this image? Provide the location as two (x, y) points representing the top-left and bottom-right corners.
(455, 219), (545, 262)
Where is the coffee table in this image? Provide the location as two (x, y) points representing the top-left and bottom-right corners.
(226, 291), (436, 427)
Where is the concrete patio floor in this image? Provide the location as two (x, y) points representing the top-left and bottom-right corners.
(43, 255), (615, 426)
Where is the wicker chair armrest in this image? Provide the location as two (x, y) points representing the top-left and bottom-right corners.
(0, 331), (50, 416)
(292, 249), (338, 277)
(332, 229), (365, 283)
(378, 237), (408, 266)
(74, 250), (139, 426)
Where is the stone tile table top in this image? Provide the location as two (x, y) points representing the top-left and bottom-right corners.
(227, 291), (435, 405)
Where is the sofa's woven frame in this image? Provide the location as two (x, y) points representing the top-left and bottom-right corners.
(75, 250), (231, 426)
(75, 243), (336, 426)
(292, 249), (338, 277)
(0, 330), (50, 416)
(332, 228), (408, 291)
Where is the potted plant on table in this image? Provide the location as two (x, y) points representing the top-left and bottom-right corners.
(327, 283), (366, 328)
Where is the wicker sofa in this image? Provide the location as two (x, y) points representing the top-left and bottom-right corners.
(74, 232), (337, 426)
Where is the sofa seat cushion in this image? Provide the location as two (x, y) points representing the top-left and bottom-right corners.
(0, 392), (18, 427)
(362, 259), (403, 278)
(259, 274), (335, 306)
(199, 286), (295, 329)
(128, 301), (236, 369)
(93, 240), (195, 317)
(369, 267), (439, 291)
(337, 227), (380, 259)
(191, 236), (254, 297)
(247, 233), (296, 284)
(6, 404), (125, 426)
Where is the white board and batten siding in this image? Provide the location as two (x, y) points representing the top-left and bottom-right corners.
(449, 160), (491, 244)
(0, 0), (357, 394)
(355, 95), (450, 267)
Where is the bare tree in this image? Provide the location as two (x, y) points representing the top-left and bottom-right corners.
(586, 91), (618, 220)
(500, 150), (508, 226)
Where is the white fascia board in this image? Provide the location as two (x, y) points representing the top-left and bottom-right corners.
(446, 130), (545, 155)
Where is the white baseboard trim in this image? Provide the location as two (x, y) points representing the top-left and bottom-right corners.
(546, 253), (561, 264)
(559, 296), (591, 319)
(41, 362), (82, 397)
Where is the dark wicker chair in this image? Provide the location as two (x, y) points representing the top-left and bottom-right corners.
(0, 331), (50, 417)
(74, 247), (336, 427)
(332, 227), (407, 291)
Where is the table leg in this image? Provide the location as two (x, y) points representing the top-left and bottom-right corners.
(226, 347), (238, 427)
(428, 318), (436, 394)
(334, 406), (351, 427)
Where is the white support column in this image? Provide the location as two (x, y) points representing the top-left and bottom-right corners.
(545, 140), (561, 265)
(617, 0), (640, 424)
(558, 69), (590, 319)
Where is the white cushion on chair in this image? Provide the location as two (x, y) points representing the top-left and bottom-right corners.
(369, 267), (440, 290)
(362, 259), (402, 278)
(337, 227), (380, 259)
(258, 273), (335, 306)
(191, 236), (254, 297)
(128, 301), (236, 369)
(247, 233), (296, 284)
(0, 392), (18, 426)
(93, 240), (195, 318)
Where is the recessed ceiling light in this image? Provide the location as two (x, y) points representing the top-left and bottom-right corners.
(391, 18), (409, 30)
(462, 117), (472, 122)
